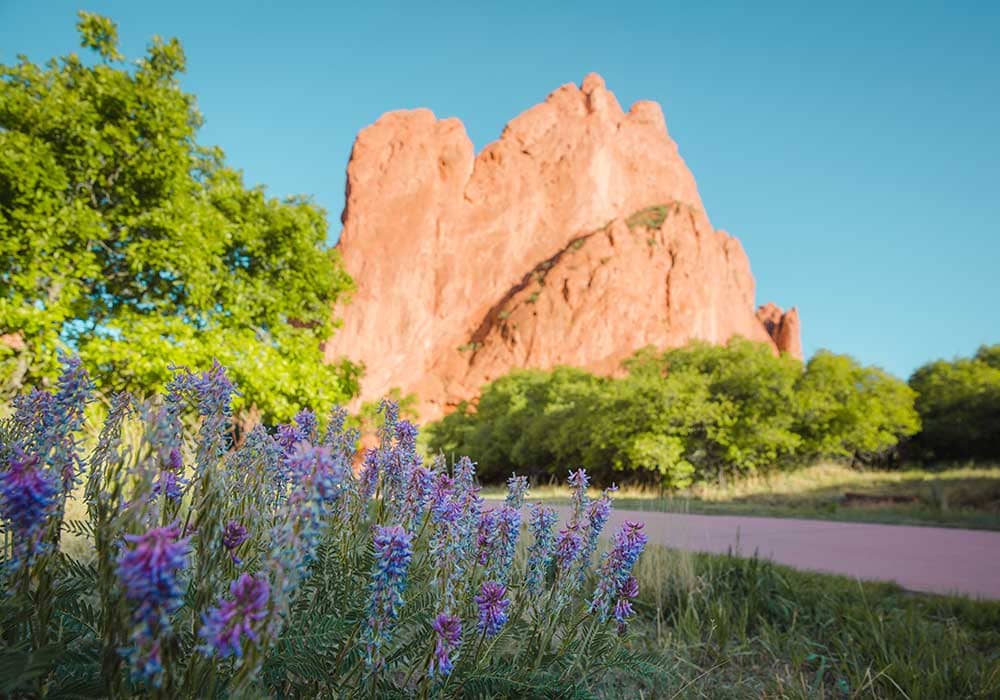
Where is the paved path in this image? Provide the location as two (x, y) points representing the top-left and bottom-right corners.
(549, 506), (1000, 599)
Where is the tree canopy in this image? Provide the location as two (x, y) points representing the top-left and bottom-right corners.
(908, 344), (1000, 461)
(429, 339), (921, 487)
(0, 13), (358, 421)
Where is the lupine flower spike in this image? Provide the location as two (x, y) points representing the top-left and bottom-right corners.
(475, 581), (511, 638)
(429, 612), (462, 678)
(199, 573), (270, 659)
(364, 525), (414, 669)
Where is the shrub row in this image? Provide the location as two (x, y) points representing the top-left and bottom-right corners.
(428, 339), (921, 487)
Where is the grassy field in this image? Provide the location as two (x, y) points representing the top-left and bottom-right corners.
(615, 545), (1000, 699)
(484, 462), (1000, 530)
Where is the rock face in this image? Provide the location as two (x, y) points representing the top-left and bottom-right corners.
(324, 74), (801, 420)
(756, 303), (803, 358)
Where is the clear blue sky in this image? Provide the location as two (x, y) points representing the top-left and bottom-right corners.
(3, 1), (998, 379)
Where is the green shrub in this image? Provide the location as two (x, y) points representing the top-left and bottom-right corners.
(908, 344), (1000, 461)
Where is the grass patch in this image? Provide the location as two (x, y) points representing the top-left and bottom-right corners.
(626, 203), (675, 230)
(616, 545), (1000, 698)
(484, 462), (1000, 530)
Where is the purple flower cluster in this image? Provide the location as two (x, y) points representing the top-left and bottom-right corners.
(264, 440), (351, 638)
(0, 449), (58, 567)
(555, 522), (583, 571)
(285, 443), (348, 504)
(223, 520), (249, 564)
(8, 357), (92, 518)
(613, 575), (640, 633)
(401, 464), (435, 525)
(293, 409), (317, 443)
(589, 520), (648, 628)
(359, 448), (379, 501)
(430, 473), (455, 522)
(475, 508), (499, 566)
(364, 525), (414, 669)
(169, 361), (235, 478)
(475, 581), (511, 638)
(429, 612), (462, 678)
(574, 486), (616, 585)
(117, 524), (190, 613)
(199, 573), (270, 659)
(525, 504), (558, 595)
(152, 447), (186, 502)
(116, 524), (190, 686)
(486, 506), (521, 584)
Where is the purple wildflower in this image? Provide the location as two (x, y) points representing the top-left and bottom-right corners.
(276, 423), (305, 456)
(364, 525), (414, 669)
(151, 470), (185, 502)
(402, 464), (435, 525)
(430, 473), (455, 522)
(359, 448), (379, 500)
(475, 581), (511, 638)
(285, 443), (348, 503)
(0, 449), (58, 565)
(10, 356), (92, 495)
(168, 447), (183, 470)
(116, 524), (190, 686)
(504, 474), (530, 509)
(199, 573), (270, 659)
(429, 612), (462, 677)
(476, 508), (499, 565)
(429, 497), (465, 611)
(574, 486), (616, 585)
(117, 524), (190, 613)
(555, 522), (583, 571)
(525, 504), (558, 595)
(293, 409), (317, 443)
(223, 521), (250, 564)
(487, 506), (521, 584)
(590, 521), (648, 624)
(613, 575), (640, 633)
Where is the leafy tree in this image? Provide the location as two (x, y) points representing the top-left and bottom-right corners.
(0, 13), (357, 421)
(908, 345), (1000, 461)
(625, 339), (803, 483)
(429, 367), (605, 482)
(429, 338), (926, 488)
(795, 351), (920, 465)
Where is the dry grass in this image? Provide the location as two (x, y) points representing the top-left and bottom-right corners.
(484, 462), (1000, 530)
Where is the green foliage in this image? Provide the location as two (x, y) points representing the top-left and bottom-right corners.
(0, 13), (357, 422)
(428, 339), (920, 488)
(908, 344), (1000, 461)
(795, 350), (920, 463)
(432, 367), (607, 483)
(625, 203), (675, 230)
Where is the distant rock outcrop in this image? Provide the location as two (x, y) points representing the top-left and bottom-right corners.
(324, 73), (801, 420)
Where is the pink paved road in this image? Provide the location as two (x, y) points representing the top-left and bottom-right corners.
(550, 506), (1000, 599)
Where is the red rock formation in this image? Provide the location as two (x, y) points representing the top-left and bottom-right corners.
(325, 74), (801, 420)
(756, 303), (803, 358)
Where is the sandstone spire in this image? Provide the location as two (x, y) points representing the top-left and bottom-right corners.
(325, 74), (801, 419)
